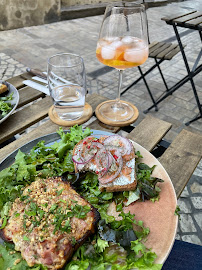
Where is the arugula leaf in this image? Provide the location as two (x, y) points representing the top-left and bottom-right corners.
(135, 158), (164, 202)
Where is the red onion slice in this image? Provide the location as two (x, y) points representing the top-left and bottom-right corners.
(103, 135), (132, 156)
(96, 148), (109, 177)
(91, 142), (105, 149)
(99, 151), (123, 184)
(78, 138), (99, 164)
(107, 151), (113, 169)
(98, 151), (113, 178)
(72, 155), (85, 164)
(73, 139), (105, 166)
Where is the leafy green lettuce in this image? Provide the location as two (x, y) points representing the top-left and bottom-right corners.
(0, 92), (14, 117)
(0, 243), (47, 270)
(0, 125), (91, 224)
(65, 233), (162, 270)
(68, 172), (163, 270)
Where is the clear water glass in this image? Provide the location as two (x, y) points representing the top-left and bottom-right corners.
(47, 53), (86, 121)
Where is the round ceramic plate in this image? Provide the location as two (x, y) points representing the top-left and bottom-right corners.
(0, 131), (178, 265)
(0, 82), (19, 124)
(108, 140), (178, 264)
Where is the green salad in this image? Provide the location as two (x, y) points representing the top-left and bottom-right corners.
(0, 92), (14, 119)
(0, 125), (163, 270)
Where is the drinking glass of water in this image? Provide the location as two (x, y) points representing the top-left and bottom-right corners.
(47, 53), (86, 121)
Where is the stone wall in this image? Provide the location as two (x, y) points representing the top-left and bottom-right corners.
(61, 0), (119, 7)
(0, 0), (60, 31)
(0, 0), (138, 31)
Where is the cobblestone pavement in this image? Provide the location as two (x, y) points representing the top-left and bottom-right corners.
(0, 0), (201, 245)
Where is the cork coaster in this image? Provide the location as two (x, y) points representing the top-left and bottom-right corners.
(49, 103), (93, 127)
(95, 100), (139, 127)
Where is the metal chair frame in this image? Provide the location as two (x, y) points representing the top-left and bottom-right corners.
(121, 0), (179, 113)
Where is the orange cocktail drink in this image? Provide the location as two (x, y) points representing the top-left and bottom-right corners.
(96, 36), (148, 70)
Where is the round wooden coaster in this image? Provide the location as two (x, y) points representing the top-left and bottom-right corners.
(95, 100), (139, 127)
(48, 103), (93, 127)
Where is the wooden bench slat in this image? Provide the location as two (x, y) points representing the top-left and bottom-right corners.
(164, 46), (181, 60)
(87, 119), (121, 133)
(173, 12), (202, 24)
(186, 16), (202, 26)
(126, 115), (172, 152)
(161, 11), (197, 23)
(18, 86), (45, 108)
(156, 44), (178, 59)
(149, 42), (172, 58)
(159, 129), (202, 198)
(149, 41), (159, 49)
(149, 42), (165, 54)
(0, 96), (52, 144)
(6, 73), (30, 89)
(20, 73), (37, 81)
(86, 93), (108, 111)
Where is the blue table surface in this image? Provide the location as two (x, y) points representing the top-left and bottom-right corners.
(162, 240), (202, 270)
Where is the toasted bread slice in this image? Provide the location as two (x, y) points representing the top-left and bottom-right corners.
(0, 83), (8, 94)
(72, 135), (137, 192)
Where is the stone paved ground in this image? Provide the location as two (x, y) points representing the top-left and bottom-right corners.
(0, 0), (201, 245)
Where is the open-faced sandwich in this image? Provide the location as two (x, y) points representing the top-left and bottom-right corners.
(72, 135), (137, 192)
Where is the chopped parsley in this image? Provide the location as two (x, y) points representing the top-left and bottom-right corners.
(56, 188), (64, 196)
(0, 217), (7, 229)
(23, 236), (30, 241)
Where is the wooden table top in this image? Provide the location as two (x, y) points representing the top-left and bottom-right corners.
(162, 10), (202, 30)
(0, 72), (202, 199)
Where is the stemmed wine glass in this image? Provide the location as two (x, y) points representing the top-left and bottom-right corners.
(96, 2), (149, 122)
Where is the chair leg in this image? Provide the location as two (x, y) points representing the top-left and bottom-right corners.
(121, 58), (164, 96)
(138, 66), (158, 112)
(154, 58), (169, 92)
(121, 71), (145, 95)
